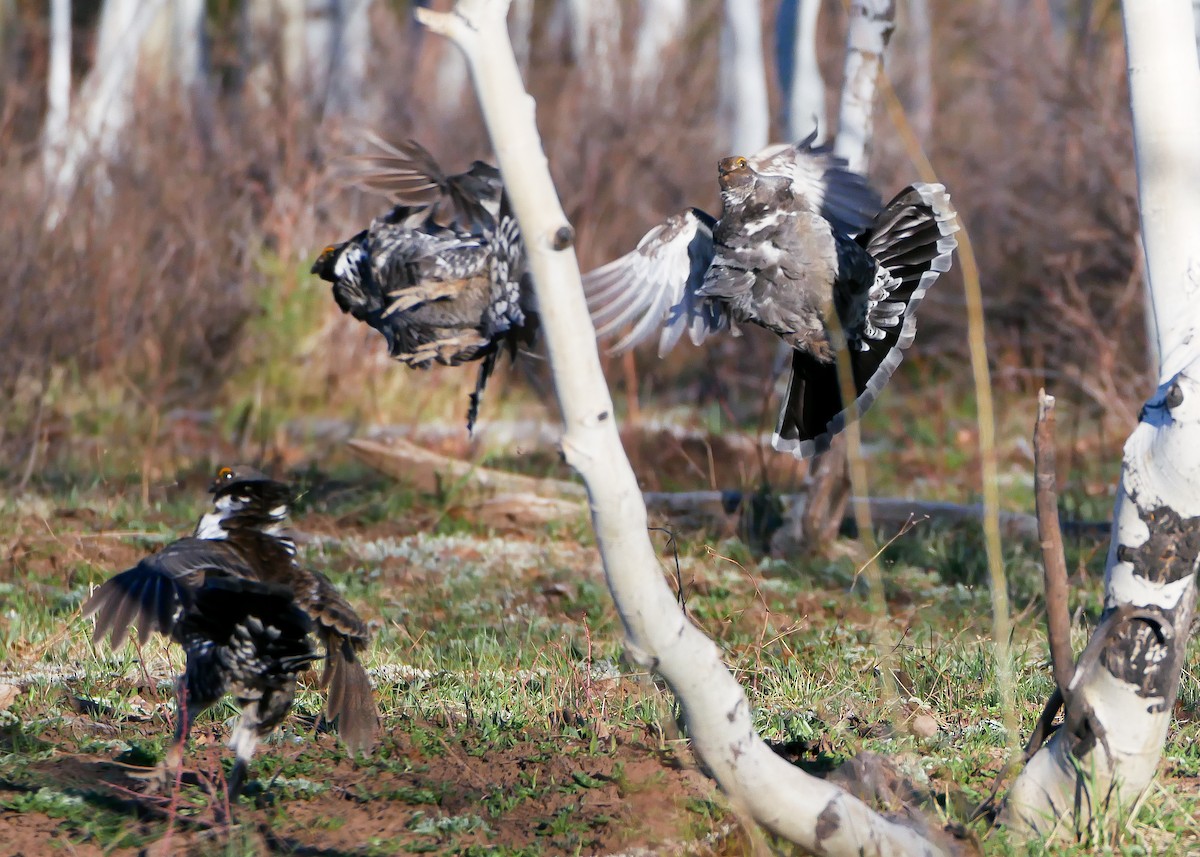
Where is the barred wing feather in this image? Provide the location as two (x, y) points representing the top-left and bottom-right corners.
(582, 209), (724, 357)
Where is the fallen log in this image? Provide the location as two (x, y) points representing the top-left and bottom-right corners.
(347, 436), (1109, 544)
(346, 436), (587, 500)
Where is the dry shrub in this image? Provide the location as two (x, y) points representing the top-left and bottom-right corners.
(0, 0), (1154, 477)
(907, 1), (1146, 425)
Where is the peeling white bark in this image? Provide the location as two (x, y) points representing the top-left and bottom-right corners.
(1007, 363), (1200, 835)
(1006, 0), (1200, 837)
(833, 0), (895, 174)
(776, 0), (827, 144)
(415, 1), (948, 853)
(719, 0), (770, 155)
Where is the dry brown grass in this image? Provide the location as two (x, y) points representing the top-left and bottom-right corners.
(0, 0), (1149, 481)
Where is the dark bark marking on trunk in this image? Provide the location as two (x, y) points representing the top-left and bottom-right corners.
(1103, 500), (1200, 703)
(1115, 503), (1200, 586)
(815, 800), (840, 841)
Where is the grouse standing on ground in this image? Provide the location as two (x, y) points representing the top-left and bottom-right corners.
(313, 139), (535, 433)
(583, 135), (959, 459)
(84, 466), (379, 798)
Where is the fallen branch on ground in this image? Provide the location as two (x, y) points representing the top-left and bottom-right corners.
(348, 435), (1109, 542)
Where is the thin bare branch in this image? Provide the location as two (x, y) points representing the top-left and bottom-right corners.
(1034, 389), (1075, 698)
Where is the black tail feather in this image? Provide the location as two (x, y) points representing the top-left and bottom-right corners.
(772, 183), (959, 459)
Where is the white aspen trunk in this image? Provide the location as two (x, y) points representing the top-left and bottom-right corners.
(140, 0), (213, 147)
(416, 1), (949, 853)
(298, 0), (336, 111)
(327, 0), (374, 120)
(42, 0), (71, 184)
(242, 0), (373, 121)
(631, 0), (688, 101)
(82, 0), (154, 160)
(776, 0), (827, 144)
(275, 0), (336, 115)
(895, 0), (933, 144)
(564, 0), (621, 106)
(509, 0), (533, 71)
(1128, 2), (1200, 368)
(1193, 0), (1200, 61)
(1005, 0), (1200, 837)
(46, 0), (168, 229)
(719, 0), (770, 155)
(833, 0), (895, 174)
(141, 0), (208, 93)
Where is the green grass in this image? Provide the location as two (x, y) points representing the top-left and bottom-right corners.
(1, 379), (1196, 854)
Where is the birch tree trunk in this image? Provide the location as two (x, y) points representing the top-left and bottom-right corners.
(1005, 0), (1200, 837)
(415, 1), (949, 853)
(141, 0), (208, 96)
(563, 0), (621, 106)
(833, 0), (895, 173)
(798, 0), (896, 552)
(776, 0), (827, 144)
(509, 0), (533, 71)
(280, 0), (335, 112)
(632, 0), (688, 102)
(139, 0), (215, 148)
(326, 0), (374, 121)
(719, 0), (770, 155)
(1193, 0), (1200, 62)
(46, 0), (168, 229)
(242, 0), (376, 121)
(42, 0), (71, 185)
(894, 0), (933, 144)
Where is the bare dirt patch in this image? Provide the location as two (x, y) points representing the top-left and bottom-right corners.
(4, 714), (734, 856)
(1, 500), (742, 856)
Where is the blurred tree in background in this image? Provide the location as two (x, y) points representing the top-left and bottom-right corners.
(0, 0), (1142, 487)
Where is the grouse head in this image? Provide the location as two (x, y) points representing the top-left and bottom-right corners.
(312, 234), (374, 317)
(718, 156), (755, 191)
(196, 465), (293, 541)
(312, 242), (345, 281)
(459, 163), (504, 217)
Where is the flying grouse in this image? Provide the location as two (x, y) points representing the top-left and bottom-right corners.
(84, 466), (379, 797)
(583, 134), (959, 458)
(313, 139), (535, 433)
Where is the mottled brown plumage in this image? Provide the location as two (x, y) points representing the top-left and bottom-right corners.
(584, 137), (960, 458)
(314, 141), (535, 433)
(84, 466), (378, 797)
